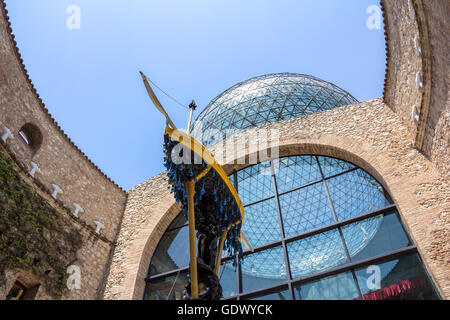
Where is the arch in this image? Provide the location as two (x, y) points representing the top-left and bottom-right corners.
(129, 127), (447, 299)
(215, 131), (447, 298)
(112, 193), (179, 300)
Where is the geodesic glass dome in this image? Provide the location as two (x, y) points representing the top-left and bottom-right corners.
(191, 73), (358, 146)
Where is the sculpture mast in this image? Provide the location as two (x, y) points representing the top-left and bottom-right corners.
(140, 72), (250, 300)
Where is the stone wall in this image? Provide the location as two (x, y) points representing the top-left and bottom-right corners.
(382, 0), (449, 177)
(105, 99), (450, 299)
(0, 143), (119, 299)
(420, 0), (449, 176)
(0, 1), (127, 299)
(103, 173), (179, 300)
(381, 0), (423, 137)
(381, 0), (423, 140)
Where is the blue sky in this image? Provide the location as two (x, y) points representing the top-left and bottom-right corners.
(5, 0), (385, 190)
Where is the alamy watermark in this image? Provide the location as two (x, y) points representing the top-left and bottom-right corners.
(66, 265), (81, 290)
(366, 265), (381, 290)
(171, 124), (280, 175)
(66, 5), (81, 30)
(366, 5), (382, 30)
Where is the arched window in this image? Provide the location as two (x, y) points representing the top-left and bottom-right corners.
(143, 155), (440, 300)
(18, 123), (43, 154)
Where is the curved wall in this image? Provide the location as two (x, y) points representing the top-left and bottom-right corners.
(382, 0), (449, 176)
(419, 0), (449, 176)
(0, 1), (127, 299)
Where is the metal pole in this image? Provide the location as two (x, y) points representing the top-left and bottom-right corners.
(186, 100), (197, 134)
(186, 180), (199, 299)
(215, 231), (228, 276)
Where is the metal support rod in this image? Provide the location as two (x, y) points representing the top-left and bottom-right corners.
(215, 231), (228, 276)
(240, 231), (253, 252)
(186, 180), (199, 299)
(196, 165), (211, 181)
(186, 100), (197, 134)
(187, 109), (194, 134)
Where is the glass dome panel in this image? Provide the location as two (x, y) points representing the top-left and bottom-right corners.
(275, 156), (322, 193)
(326, 169), (391, 220)
(241, 198), (281, 248)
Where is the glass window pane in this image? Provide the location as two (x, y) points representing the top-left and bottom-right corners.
(148, 226), (189, 277)
(342, 213), (411, 262)
(327, 169), (391, 221)
(237, 161), (273, 205)
(355, 254), (439, 300)
(250, 288), (291, 300)
(219, 261), (237, 298)
(287, 229), (348, 278)
(241, 246), (287, 293)
(241, 198), (281, 248)
(294, 272), (359, 300)
(274, 156), (321, 193)
(317, 156), (356, 178)
(144, 272), (189, 300)
(279, 182), (334, 237)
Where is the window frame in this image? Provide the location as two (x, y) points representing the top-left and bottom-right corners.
(144, 155), (440, 300)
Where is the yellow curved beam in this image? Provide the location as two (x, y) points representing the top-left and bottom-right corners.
(215, 231), (228, 276)
(165, 126), (245, 228)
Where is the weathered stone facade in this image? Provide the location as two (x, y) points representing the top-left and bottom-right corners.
(0, 1), (126, 299)
(0, 0), (448, 300)
(420, 0), (449, 176)
(0, 142), (121, 299)
(382, 0), (424, 139)
(103, 173), (179, 300)
(382, 0), (449, 176)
